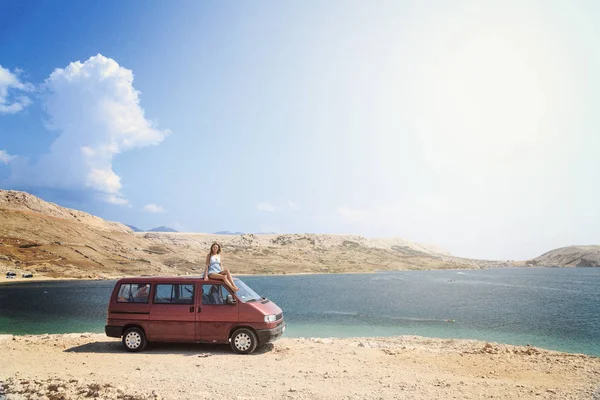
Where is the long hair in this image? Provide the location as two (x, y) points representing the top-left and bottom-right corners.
(208, 242), (222, 257)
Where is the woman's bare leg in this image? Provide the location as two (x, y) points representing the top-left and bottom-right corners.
(221, 271), (238, 291)
(223, 269), (239, 290)
(209, 273), (237, 292)
(208, 273), (233, 291)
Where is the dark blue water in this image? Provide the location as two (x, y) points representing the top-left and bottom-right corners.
(1, 268), (599, 356)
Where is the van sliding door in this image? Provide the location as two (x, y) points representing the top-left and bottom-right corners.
(148, 283), (196, 342)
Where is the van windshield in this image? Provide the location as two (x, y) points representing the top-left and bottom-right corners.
(233, 279), (262, 303)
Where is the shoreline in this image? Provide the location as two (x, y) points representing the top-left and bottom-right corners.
(0, 265), (573, 285)
(0, 270), (389, 285)
(1, 333), (598, 400)
(0, 265), (590, 286)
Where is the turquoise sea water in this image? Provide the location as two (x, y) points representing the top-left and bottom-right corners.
(0, 268), (598, 356)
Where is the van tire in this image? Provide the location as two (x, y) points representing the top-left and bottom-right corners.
(230, 328), (258, 354)
(122, 327), (147, 352)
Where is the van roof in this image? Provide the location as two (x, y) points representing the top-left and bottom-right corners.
(115, 276), (236, 284)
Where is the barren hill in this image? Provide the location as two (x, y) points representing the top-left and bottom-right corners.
(527, 245), (600, 267)
(0, 190), (161, 279)
(0, 190), (516, 281)
(0, 190), (131, 233)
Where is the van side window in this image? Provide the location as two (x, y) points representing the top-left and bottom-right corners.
(202, 284), (230, 305)
(154, 284), (195, 305)
(116, 283), (150, 303)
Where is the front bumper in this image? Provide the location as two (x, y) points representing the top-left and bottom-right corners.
(105, 325), (122, 338)
(256, 321), (286, 344)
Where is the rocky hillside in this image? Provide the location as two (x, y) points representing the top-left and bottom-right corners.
(527, 246), (600, 267)
(136, 232), (477, 276)
(0, 190), (491, 280)
(9, 189), (595, 281)
(0, 190), (164, 279)
(0, 191), (131, 233)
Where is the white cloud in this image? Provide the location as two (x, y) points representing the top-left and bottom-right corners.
(87, 168), (122, 194)
(288, 200), (298, 210)
(257, 202), (276, 212)
(0, 65), (34, 114)
(5, 54), (170, 204)
(104, 194), (130, 206)
(0, 150), (16, 164)
(143, 204), (166, 213)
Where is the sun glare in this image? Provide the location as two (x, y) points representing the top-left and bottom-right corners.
(438, 34), (548, 147)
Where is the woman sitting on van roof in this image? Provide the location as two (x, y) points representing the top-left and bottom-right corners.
(204, 242), (239, 292)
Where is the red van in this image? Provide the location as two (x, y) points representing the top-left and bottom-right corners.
(104, 276), (285, 354)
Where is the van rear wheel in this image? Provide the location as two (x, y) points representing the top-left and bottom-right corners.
(230, 328), (258, 354)
(122, 327), (147, 352)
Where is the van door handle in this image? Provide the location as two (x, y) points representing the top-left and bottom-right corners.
(197, 307), (201, 313)
(189, 306), (194, 312)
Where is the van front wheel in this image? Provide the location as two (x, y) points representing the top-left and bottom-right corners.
(230, 328), (258, 354)
(122, 327), (147, 352)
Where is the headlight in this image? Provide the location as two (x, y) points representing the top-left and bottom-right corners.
(264, 314), (276, 323)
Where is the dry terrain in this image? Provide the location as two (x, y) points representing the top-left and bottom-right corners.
(1, 334), (599, 400)
(527, 245), (600, 267)
(0, 190), (513, 281)
(1, 189), (597, 283)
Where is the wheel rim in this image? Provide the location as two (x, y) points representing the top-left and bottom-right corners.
(234, 333), (252, 351)
(125, 331), (141, 349)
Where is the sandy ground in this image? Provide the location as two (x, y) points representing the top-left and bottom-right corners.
(1, 334), (599, 400)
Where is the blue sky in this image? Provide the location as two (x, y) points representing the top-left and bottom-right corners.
(1, 0), (599, 260)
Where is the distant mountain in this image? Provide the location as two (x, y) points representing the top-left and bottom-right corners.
(147, 226), (178, 232)
(213, 231), (278, 235)
(123, 225), (179, 233)
(125, 224), (143, 232)
(527, 245), (600, 267)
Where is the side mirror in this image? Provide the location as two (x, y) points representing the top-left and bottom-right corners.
(226, 294), (237, 305)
